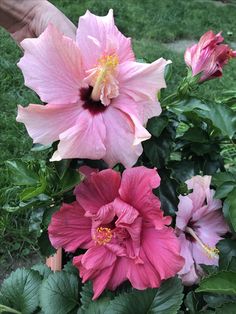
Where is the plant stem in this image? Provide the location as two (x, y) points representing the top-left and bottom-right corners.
(0, 304), (21, 314)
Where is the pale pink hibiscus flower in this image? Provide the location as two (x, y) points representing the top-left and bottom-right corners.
(48, 166), (184, 299)
(184, 30), (236, 82)
(16, 10), (170, 168)
(176, 175), (229, 285)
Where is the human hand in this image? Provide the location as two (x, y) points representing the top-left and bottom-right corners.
(0, 0), (76, 43)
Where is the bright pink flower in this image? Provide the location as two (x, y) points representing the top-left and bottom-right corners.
(48, 166), (184, 299)
(16, 10), (170, 168)
(184, 30), (236, 82)
(176, 175), (229, 285)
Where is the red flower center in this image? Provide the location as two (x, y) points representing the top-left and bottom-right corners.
(80, 86), (107, 115)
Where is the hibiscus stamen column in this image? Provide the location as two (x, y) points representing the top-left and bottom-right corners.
(185, 226), (219, 259)
(90, 54), (119, 104)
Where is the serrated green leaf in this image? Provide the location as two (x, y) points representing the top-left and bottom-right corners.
(0, 268), (41, 314)
(40, 272), (80, 314)
(6, 160), (39, 186)
(196, 271), (236, 294)
(63, 262), (79, 276)
(85, 298), (111, 314)
(31, 263), (52, 279)
(80, 282), (93, 312)
(105, 277), (183, 314)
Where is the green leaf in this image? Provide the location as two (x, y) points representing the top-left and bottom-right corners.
(212, 172), (236, 187)
(60, 168), (82, 194)
(196, 271), (236, 294)
(182, 127), (209, 143)
(170, 160), (195, 182)
(203, 294), (236, 309)
(80, 282), (93, 312)
(6, 160), (39, 186)
(224, 188), (236, 232)
(31, 263), (52, 279)
(31, 143), (52, 152)
(40, 272), (79, 314)
(157, 170), (179, 216)
(214, 182), (236, 199)
(184, 292), (199, 314)
(38, 230), (56, 257)
(147, 116), (169, 138)
(171, 99), (236, 138)
(217, 239), (236, 270)
(63, 262), (79, 276)
(215, 302), (236, 313)
(29, 207), (45, 235)
(19, 179), (46, 201)
(85, 298), (111, 314)
(199, 103), (236, 139)
(105, 277), (183, 314)
(42, 205), (60, 228)
(0, 268), (41, 314)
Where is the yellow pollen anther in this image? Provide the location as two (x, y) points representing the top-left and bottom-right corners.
(185, 227), (219, 259)
(94, 227), (113, 245)
(91, 54), (119, 102)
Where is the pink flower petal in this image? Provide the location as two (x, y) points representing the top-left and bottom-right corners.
(18, 24), (84, 104)
(177, 233), (195, 275)
(48, 202), (92, 252)
(118, 58), (171, 103)
(186, 175), (211, 211)
(112, 96), (151, 144)
(81, 245), (116, 270)
(50, 110), (106, 161)
(76, 9), (134, 71)
(142, 227), (184, 280)
(102, 106), (143, 168)
(180, 264), (201, 286)
(74, 169), (121, 215)
(126, 251), (161, 289)
(119, 166), (171, 228)
(16, 103), (81, 145)
(176, 195), (193, 231)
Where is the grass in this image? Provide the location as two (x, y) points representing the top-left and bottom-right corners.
(0, 0), (236, 270)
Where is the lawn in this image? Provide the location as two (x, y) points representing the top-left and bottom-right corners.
(1, 0), (236, 275)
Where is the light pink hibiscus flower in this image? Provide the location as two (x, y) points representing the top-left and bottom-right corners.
(48, 166), (184, 299)
(184, 30), (236, 82)
(16, 10), (170, 168)
(176, 175), (229, 285)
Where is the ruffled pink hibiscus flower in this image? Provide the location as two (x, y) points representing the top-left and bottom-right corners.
(48, 166), (184, 299)
(176, 175), (229, 285)
(16, 10), (170, 168)
(184, 30), (236, 82)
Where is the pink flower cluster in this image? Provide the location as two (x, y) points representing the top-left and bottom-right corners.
(16, 8), (230, 299)
(185, 31), (236, 82)
(49, 167), (184, 299)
